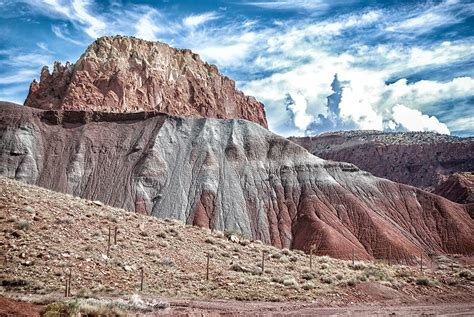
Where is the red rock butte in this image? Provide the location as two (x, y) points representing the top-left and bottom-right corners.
(24, 35), (268, 128)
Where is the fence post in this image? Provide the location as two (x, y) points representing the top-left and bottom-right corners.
(67, 269), (72, 297)
(310, 247), (313, 271)
(140, 267), (144, 291)
(261, 250), (266, 275)
(107, 226), (111, 257)
(114, 226), (118, 245)
(420, 253), (423, 273)
(388, 245), (392, 266)
(352, 248), (355, 266)
(64, 274), (69, 297)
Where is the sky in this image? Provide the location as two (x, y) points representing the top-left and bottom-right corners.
(0, 0), (473, 137)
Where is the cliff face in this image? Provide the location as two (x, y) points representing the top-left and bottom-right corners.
(290, 131), (474, 191)
(433, 173), (474, 218)
(24, 36), (267, 128)
(433, 172), (474, 204)
(1, 104), (473, 262)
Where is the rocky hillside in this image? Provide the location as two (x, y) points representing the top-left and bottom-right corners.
(1, 176), (473, 314)
(23, 36), (267, 128)
(290, 130), (474, 191)
(434, 172), (474, 204)
(1, 103), (473, 263)
(434, 173), (474, 218)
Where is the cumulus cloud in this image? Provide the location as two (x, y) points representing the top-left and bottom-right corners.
(285, 92), (313, 131)
(391, 104), (450, 134)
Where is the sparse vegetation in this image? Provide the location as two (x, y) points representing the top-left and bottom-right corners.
(14, 220), (31, 231)
(1, 176), (473, 311)
(459, 270), (472, 279)
(415, 277), (437, 287)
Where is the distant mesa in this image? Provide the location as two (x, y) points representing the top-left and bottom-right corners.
(24, 35), (268, 128)
(290, 130), (474, 193)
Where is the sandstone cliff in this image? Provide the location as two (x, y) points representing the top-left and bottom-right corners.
(23, 36), (267, 127)
(1, 104), (472, 262)
(290, 131), (474, 191)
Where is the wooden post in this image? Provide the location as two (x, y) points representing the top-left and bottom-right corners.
(64, 274), (69, 297)
(107, 226), (111, 257)
(451, 262), (454, 273)
(309, 248), (313, 271)
(140, 267), (144, 291)
(206, 254), (210, 281)
(261, 251), (266, 275)
(352, 248), (355, 266)
(388, 245), (392, 266)
(114, 226), (118, 245)
(67, 269), (72, 297)
(420, 253), (423, 273)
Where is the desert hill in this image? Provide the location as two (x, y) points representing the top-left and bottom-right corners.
(1, 103), (473, 263)
(1, 176), (473, 315)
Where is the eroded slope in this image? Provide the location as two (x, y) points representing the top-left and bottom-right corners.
(1, 104), (473, 262)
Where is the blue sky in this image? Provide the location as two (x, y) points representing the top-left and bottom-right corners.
(0, 0), (473, 137)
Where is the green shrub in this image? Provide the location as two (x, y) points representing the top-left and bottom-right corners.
(415, 277), (436, 287)
(14, 220), (31, 231)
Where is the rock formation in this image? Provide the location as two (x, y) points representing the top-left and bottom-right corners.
(1, 103), (472, 262)
(434, 172), (474, 204)
(290, 131), (474, 191)
(434, 173), (474, 218)
(23, 36), (267, 128)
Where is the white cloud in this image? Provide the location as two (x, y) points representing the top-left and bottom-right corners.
(447, 117), (474, 134)
(0, 85), (29, 104)
(384, 0), (472, 35)
(26, 0), (106, 38)
(70, 0), (106, 38)
(383, 77), (474, 111)
(243, 0), (328, 10)
(135, 12), (161, 41)
(37, 42), (49, 51)
(392, 104), (450, 134)
(286, 92), (313, 131)
(6, 0), (472, 136)
(183, 12), (219, 28)
(0, 70), (38, 84)
(52, 25), (83, 45)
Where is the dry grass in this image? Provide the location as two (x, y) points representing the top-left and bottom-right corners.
(1, 176), (473, 307)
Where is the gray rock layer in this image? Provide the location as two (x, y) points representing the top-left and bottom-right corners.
(1, 104), (473, 262)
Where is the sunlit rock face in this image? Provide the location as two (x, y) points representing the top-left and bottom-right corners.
(24, 36), (267, 128)
(1, 103), (473, 263)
